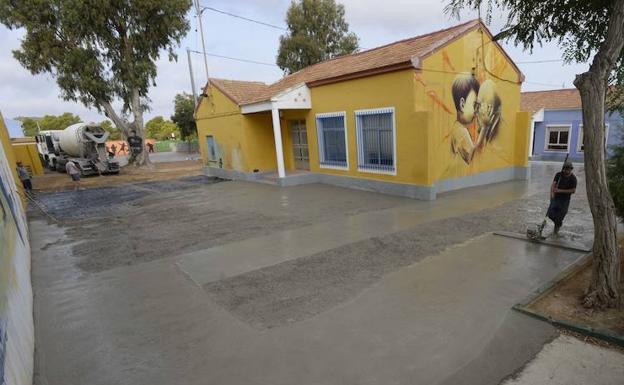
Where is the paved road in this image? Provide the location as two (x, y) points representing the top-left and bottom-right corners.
(29, 162), (618, 385)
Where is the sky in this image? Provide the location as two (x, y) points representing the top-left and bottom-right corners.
(0, 0), (590, 126)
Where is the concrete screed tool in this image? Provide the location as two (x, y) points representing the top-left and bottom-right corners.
(526, 154), (570, 241)
(493, 154), (591, 253)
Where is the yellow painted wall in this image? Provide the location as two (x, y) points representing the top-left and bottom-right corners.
(417, 27), (525, 184)
(0, 114), (24, 204)
(195, 26), (527, 188)
(12, 143), (44, 176)
(0, 111), (35, 385)
(306, 70), (429, 185)
(195, 87), (247, 171)
(242, 112), (278, 172)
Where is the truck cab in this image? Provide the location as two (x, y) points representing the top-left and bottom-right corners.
(35, 131), (61, 170)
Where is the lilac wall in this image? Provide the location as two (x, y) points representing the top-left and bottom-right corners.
(531, 109), (623, 161)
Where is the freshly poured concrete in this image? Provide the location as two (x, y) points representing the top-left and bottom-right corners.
(29, 163), (607, 385)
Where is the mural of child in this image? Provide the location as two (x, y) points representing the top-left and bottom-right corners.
(450, 74), (502, 164)
(450, 73), (481, 164)
(476, 79), (502, 143)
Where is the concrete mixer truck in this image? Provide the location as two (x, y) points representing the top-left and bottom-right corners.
(36, 122), (119, 175)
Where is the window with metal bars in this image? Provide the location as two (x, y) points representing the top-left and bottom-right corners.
(316, 112), (347, 168)
(355, 108), (395, 173)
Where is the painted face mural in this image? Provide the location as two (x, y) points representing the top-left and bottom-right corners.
(450, 74), (502, 165)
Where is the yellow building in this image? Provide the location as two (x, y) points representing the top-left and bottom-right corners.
(11, 138), (44, 177)
(196, 20), (530, 200)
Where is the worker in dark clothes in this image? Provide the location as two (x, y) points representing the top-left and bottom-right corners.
(127, 130), (143, 162)
(16, 162), (32, 194)
(547, 161), (577, 235)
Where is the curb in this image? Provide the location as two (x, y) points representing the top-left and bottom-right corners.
(512, 253), (624, 348)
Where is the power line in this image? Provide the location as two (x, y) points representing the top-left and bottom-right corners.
(516, 59), (565, 64)
(524, 80), (566, 87)
(200, 4), (287, 31)
(188, 49), (278, 67)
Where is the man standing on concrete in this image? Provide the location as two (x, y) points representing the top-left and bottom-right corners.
(16, 161), (32, 194)
(65, 160), (81, 190)
(547, 161), (577, 235)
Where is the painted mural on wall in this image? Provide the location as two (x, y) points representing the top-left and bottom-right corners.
(450, 75), (502, 164)
(0, 174), (19, 385)
(415, 30), (521, 181)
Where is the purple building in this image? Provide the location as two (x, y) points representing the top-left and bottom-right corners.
(522, 89), (623, 161)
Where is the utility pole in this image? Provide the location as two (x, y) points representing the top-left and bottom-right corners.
(186, 47), (198, 108)
(194, 0), (210, 87)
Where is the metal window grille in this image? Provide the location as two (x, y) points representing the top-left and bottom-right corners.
(316, 113), (347, 168)
(356, 108), (395, 173)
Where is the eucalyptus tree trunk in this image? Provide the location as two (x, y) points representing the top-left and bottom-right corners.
(573, 0), (624, 309)
(101, 91), (152, 167)
(129, 88), (151, 167)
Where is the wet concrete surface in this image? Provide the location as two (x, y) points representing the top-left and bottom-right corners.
(30, 162), (602, 384)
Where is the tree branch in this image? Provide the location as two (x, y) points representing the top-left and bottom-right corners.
(101, 101), (129, 137)
(588, 0), (624, 80)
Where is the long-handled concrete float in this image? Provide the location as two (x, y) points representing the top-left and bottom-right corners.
(495, 154), (591, 253)
(493, 231), (591, 253)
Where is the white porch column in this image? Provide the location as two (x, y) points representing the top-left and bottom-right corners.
(271, 107), (286, 178)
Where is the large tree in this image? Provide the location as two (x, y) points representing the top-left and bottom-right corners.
(145, 116), (180, 141)
(100, 120), (122, 140)
(16, 112), (81, 136)
(171, 93), (197, 140)
(277, 0), (359, 74)
(0, 0), (192, 166)
(447, 0), (623, 308)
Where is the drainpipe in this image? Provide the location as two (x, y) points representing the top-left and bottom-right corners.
(271, 107), (286, 178)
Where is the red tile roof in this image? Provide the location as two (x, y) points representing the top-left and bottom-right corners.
(521, 89), (582, 112)
(209, 78), (269, 105)
(207, 19), (520, 106)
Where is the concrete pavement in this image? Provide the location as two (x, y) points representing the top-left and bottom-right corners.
(28, 162), (618, 385)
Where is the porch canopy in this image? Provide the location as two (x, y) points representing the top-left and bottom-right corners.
(240, 83), (312, 178)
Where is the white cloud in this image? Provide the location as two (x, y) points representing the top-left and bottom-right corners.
(0, 0), (594, 126)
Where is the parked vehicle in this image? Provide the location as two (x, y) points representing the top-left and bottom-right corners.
(35, 123), (119, 176)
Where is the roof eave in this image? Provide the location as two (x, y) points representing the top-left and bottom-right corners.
(306, 61), (416, 88)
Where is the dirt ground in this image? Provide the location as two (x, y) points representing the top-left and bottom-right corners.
(527, 237), (624, 335)
(31, 160), (203, 192)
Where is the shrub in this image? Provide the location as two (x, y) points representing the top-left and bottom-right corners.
(607, 125), (624, 222)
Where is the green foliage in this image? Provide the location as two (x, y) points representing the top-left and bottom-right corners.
(277, 0), (359, 74)
(171, 93), (197, 140)
(607, 126), (624, 222)
(100, 120), (122, 140)
(0, 0), (191, 117)
(445, 1), (620, 68)
(145, 116), (180, 140)
(16, 112), (81, 136)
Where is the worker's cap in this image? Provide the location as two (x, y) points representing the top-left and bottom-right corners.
(563, 161), (573, 169)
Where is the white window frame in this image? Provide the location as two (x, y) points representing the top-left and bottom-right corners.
(544, 124), (572, 152)
(206, 135), (218, 161)
(354, 107), (397, 175)
(316, 111), (349, 170)
(577, 123), (610, 153)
